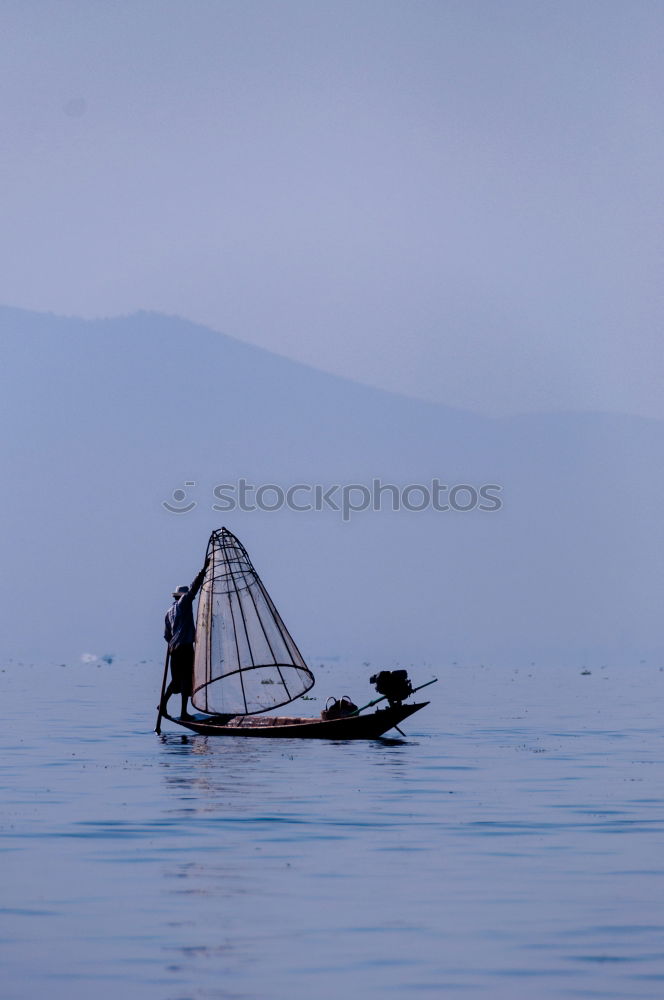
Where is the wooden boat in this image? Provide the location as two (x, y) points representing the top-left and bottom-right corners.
(156, 527), (435, 740)
(162, 700), (429, 739)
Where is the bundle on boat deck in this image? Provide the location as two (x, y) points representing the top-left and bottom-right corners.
(225, 715), (314, 727)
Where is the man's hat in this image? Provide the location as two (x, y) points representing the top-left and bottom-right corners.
(172, 585), (189, 599)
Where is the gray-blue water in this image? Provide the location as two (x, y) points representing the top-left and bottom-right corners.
(2, 659), (664, 999)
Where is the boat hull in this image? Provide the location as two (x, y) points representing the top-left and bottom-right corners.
(162, 701), (429, 739)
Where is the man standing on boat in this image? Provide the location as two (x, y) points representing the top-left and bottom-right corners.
(161, 558), (209, 719)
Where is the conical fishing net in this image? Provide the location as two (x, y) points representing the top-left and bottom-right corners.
(192, 528), (315, 716)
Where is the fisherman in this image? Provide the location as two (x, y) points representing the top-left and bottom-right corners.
(161, 557), (209, 719)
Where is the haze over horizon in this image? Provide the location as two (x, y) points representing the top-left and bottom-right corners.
(2, 307), (663, 668)
(2, 0), (662, 418)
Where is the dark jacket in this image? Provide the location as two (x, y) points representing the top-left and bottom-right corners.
(164, 566), (206, 651)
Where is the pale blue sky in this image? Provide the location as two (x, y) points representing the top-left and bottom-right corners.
(1, 0), (662, 416)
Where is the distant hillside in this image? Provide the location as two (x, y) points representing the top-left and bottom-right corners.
(1, 305), (662, 668)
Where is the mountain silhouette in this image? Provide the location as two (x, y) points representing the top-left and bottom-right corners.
(2, 305), (662, 667)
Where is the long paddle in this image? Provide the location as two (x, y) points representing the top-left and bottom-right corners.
(154, 648), (171, 734)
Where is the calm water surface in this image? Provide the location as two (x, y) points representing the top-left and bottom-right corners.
(2, 660), (664, 999)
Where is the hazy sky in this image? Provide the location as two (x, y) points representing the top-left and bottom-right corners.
(1, 0), (662, 416)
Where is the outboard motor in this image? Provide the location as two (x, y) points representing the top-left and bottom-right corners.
(369, 669), (413, 706)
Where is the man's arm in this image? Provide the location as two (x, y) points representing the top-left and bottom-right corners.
(185, 557), (210, 603)
(164, 612), (172, 643)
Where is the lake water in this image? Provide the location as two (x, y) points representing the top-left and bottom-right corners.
(2, 658), (664, 999)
